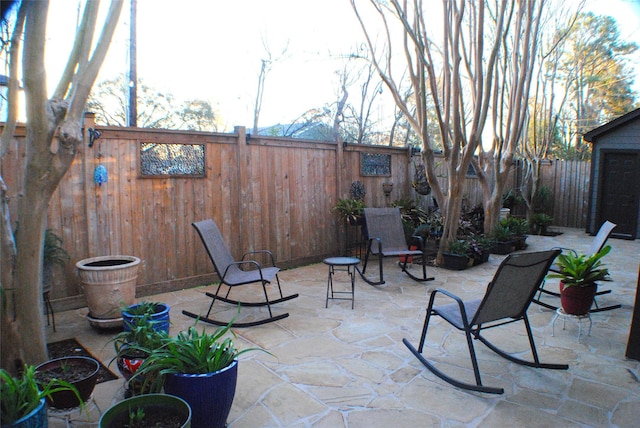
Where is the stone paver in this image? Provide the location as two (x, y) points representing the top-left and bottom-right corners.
(46, 228), (640, 427)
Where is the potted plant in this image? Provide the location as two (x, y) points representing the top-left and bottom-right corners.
(110, 313), (169, 396)
(546, 245), (611, 315)
(332, 198), (366, 226)
(530, 213), (553, 235)
(468, 236), (495, 266)
(491, 223), (515, 255)
(1, 365), (81, 427)
(501, 217), (529, 250)
(76, 255), (141, 330)
(34, 356), (100, 410)
(99, 393), (191, 428)
(132, 322), (264, 428)
(442, 240), (471, 270)
(122, 301), (171, 334)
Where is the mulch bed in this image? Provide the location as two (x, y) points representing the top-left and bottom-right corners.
(47, 338), (118, 384)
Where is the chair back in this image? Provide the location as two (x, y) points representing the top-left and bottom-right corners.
(473, 250), (561, 325)
(193, 219), (236, 277)
(587, 220), (616, 256)
(364, 208), (410, 254)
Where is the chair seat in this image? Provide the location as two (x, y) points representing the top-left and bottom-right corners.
(224, 266), (279, 286)
(380, 248), (423, 257)
(434, 299), (481, 330)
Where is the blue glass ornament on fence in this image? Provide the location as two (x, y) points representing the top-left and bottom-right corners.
(94, 164), (108, 186)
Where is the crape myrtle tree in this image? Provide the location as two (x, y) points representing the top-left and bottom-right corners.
(0, 0), (123, 371)
(519, 3), (580, 218)
(350, 0), (548, 261)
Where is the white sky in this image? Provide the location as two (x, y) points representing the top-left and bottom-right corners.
(41, 0), (640, 131)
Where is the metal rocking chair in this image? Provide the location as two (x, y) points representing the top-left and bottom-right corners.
(182, 219), (298, 327)
(359, 208), (435, 286)
(404, 250), (568, 394)
(532, 220), (620, 313)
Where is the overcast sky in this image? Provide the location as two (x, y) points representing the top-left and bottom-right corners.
(41, 0), (640, 131)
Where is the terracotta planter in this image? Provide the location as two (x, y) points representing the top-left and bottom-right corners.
(399, 245), (418, 263)
(560, 282), (597, 315)
(76, 255), (140, 327)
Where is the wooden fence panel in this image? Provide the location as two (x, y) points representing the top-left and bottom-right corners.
(0, 116), (593, 310)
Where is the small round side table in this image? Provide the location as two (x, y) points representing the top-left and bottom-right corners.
(324, 257), (359, 309)
(551, 308), (592, 343)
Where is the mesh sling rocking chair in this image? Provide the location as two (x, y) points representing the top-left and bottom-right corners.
(360, 208), (435, 286)
(532, 220), (620, 313)
(182, 219), (299, 327)
(403, 250), (568, 394)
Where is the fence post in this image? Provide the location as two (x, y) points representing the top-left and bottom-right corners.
(235, 126), (249, 251)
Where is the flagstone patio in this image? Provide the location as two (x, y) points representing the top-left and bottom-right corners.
(46, 228), (640, 427)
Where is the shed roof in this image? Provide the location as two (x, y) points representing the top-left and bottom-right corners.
(583, 108), (640, 142)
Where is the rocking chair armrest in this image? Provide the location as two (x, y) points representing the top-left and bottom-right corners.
(430, 288), (472, 328)
(222, 260), (263, 278)
(242, 250), (277, 267)
(552, 246), (577, 256)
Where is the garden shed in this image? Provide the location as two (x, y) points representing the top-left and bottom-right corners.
(584, 108), (640, 239)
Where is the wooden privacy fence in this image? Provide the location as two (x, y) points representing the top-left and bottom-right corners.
(1, 115), (591, 310)
(2, 115), (415, 310)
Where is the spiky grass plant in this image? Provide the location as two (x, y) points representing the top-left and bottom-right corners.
(1, 365), (80, 424)
(132, 321), (264, 393)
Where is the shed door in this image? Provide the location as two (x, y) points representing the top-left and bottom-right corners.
(598, 151), (640, 239)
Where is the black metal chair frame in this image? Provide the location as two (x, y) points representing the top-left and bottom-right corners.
(360, 207), (434, 286)
(404, 250), (568, 394)
(182, 219), (299, 327)
(532, 220), (620, 313)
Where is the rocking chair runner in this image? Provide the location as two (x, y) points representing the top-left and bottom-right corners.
(182, 219), (299, 327)
(404, 250), (568, 394)
(532, 220), (620, 313)
(360, 208), (434, 286)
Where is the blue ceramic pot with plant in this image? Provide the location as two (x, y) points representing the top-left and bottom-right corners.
(1, 398), (47, 428)
(122, 302), (170, 334)
(164, 360), (238, 428)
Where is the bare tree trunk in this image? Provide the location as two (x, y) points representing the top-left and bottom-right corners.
(0, 0), (123, 367)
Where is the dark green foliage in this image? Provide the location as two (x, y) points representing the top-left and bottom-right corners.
(1, 365), (80, 424)
(547, 245), (611, 288)
(132, 321), (265, 393)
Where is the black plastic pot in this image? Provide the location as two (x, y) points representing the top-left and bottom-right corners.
(35, 356), (100, 409)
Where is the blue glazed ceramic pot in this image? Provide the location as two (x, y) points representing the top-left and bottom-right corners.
(122, 302), (170, 333)
(2, 398), (47, 428)
(164, 359), (238, 428)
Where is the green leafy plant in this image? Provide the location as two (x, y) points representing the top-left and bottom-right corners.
(491, 223), (512, 242)
(445, 240), (470, 256)
(43, 229), (70, 269)
(132, 321), (266, 393)
(127, 406), (145, 428)
(500, 217), (528, 236)
(123, 301), (163, 317)
(111, 315), (169, 361)
(547, 245), (611, 288)
(530, 213), (553, 234)
(332, 198), (366, 224)
(1, 365), (81, 424)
